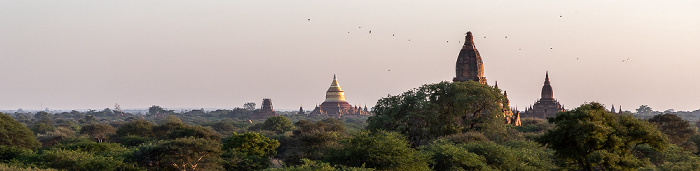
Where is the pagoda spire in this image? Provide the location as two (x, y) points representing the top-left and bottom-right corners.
(611, 104), (616, 113)
(541, 71), (554, 99)
(324, 74), (347, 102)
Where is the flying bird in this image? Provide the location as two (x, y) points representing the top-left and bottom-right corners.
(392, 34), (395, 36)
(369, 30), (371, 34)
(550, 47), (553, 49)
(505, 36), (508, 38)
(560, 15), (563, 17)
(447, 40), (449, 43)
(307, 19), (310, 21)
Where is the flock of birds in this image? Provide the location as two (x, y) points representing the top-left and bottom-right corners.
(306, 16), (630, 63)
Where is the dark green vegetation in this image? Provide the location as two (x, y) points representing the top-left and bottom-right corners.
(2, 81), (700, 170)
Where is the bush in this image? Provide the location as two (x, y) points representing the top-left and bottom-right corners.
(325, 130), (430, 171)
(421, 140), (489, 170)
(441, 131), (489, 144)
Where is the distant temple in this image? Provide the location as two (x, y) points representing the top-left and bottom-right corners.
(310, 75), (372, 118)
(251, 98), (278, 119)
(521, 72), (565, 118)
(297, 105), (305, 115)
(453, 31), (520, 126)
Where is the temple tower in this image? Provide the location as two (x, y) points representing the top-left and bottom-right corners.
(453, 31), (487, 84)
(252, 98), (278, 119)
(521, 72), (565, 119)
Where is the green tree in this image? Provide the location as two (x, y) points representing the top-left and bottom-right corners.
(367, 81), (507, 145)
(648, 114), (696, 150)
(636, 105), (654, 116)
(0, 113), (41, 149)
(325, 130), (430, 171)
(262, 116), (294, 134)
(536, 102), (668, 171)
(421, 140), (488, 170)
(244, 102), (256, 111)
(221, 132), (280, 171)
(33, 111), (52, 121)
(31, 120), (55, 134)
(116, 120), (155, 138)
(80, 123), (116, 143)
(148, 105), (164, 115)
(281, 119), (347, 165)
(134, 137), (222, 171)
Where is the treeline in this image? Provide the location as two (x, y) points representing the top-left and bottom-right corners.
(2, 81), (700, 170)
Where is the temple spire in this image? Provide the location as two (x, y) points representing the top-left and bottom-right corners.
(611, 104), (616, 113)
(325, 74), (347, 102)
(541, 72), (554, 99)
(463, 31), (475, 50)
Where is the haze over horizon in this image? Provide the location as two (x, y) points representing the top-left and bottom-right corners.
(1, 1), (699, 112)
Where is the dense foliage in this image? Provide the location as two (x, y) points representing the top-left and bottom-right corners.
(537, 102), (668, 170)
(0, 113), (41, 149)
(368, 81), (507, 145)
(2, 83), (700, 170)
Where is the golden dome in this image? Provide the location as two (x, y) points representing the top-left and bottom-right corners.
(324, 74), (347, 102)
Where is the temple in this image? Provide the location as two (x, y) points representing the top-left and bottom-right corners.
(251, 98), (278, 119)
(452, 31), (519, 126)
(310, 74), (372, 118)
(521, 72), (565, 118)
(453, 31), (487, 84)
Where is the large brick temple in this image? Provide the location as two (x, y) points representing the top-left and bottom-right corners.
(310, 74), (372, 118)
(520, 72), (565, 118)
(453, 31), (520, 126)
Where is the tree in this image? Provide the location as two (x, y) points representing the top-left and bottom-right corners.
(116, 120), (155, 138)
(244, 102), (256, 111)
(262, 116), (294, 134)
(80, 124), (117, 143)
(648, 114), (696, 145)
(34, 111), (52, 121)
(325, 130), (431, 171)
(280, 119), (347, 165)
(0, 113), (41, 149)
(636, 105), (654, 116)
(536, 102), (668, 171)
(221, 132), (280, 171)
(421, 140), (488, 170)
(134, 137), (222, 171)
(148, 105), (164, 115)
(367, 81), (507, 145)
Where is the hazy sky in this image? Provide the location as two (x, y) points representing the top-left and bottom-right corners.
(1, 0), (699, 112)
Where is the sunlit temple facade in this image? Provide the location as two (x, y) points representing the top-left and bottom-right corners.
(310, 74), (372, 118)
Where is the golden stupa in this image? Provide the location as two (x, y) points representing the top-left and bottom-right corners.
(324, 74), (347, 102)
(310, 74), (371, 117)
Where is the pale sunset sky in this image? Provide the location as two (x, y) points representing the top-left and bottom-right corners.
(1, 0), (698, 112)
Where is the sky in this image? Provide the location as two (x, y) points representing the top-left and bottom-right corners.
(1, 0), (699, 112)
